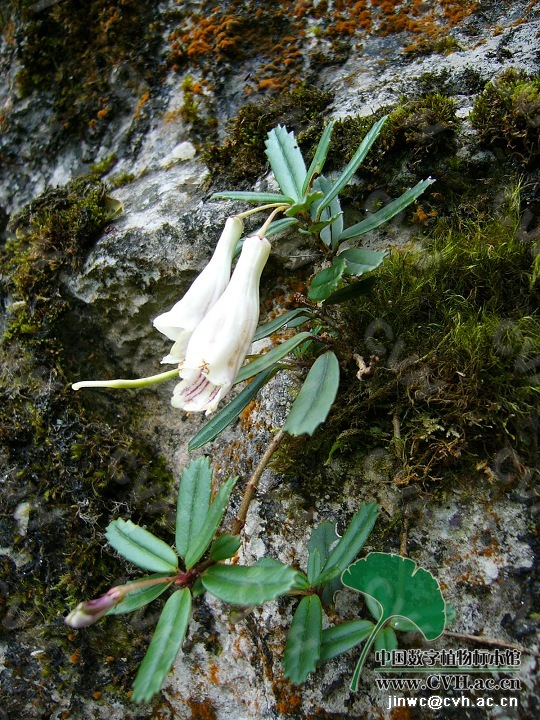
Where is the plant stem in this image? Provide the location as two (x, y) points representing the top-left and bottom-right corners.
(257, 206), (289, 238)
(231, 428), (286, 535)
(72, 368), (179, 391)
(236, 203), (291, 220)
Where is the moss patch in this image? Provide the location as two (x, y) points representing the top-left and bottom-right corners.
(12, 0), (162, 136)
(471, 68), (540, 165)
(274, 182), (539, 500)
(0, 177), (176, 711)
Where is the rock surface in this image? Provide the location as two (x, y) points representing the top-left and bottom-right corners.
(1, 1), (539, 719)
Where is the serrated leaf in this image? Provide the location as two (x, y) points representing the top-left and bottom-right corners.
(184, 475), (238, 569)
(321, 502), (379, 578)
(302, 120), (336, 195)
(235, 331), (313, 383)
(308, 259), (346, 302)
(339, 248), (387, 276)
(342, 552), (446, 690)
(253, 309), (312, 342)
(284, 595), (322, 685)
(374, 627), (398, 653)
(284, 352), (340, 437)
(322, 275), (378, 305)
(210, 191), (293, 204)
(202, 560), (298, 605)
(265, 125), (307, 202)
(188, 368), (277, 450)
(105, 519), (178, 573)
(338, 178), (436, 241)
(176, 457), (212, 559)
(108, 575), (173, 615)
(210, 533), (242, 561)
(319, 620), (375, 663)
(317, 116), (388, 215)
(131, 589), (191, 703)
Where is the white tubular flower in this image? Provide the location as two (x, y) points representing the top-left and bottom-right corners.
(153, 215), (244, 363)
(172, 234), (271, 415)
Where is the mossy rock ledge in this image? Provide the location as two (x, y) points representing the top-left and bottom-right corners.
(1, 1), (539, 718)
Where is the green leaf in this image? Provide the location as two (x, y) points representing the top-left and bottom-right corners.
(265, 125), (307, 202)
(105, 519), (178, 573)
(264, 217), (299, 237)
(302, 120), (336, 195)
(321, 276), (378, 305)
(307, 548), (322, 586)
(235, 331), (313, 383)
(342, 552), (446, 690)
(210, 191), (293, 204)
(374, 627), (398, 653)
(108, 575), (174, 615)
(202, 560), (299, 605)
(131, 588), (191, 703)
(184, 475), (238, 569)
(308, 521), (339, 568)
(321, 502), (379, 578)
(284, 352), (340, 437)
(319, 620), (375, 663)
(338, 248), (387, 276)
(175, 457), (212, 559)
(284, 595), (323, 685)
(104, 195), (123, 220)
(210, 533), (241, 562)
(338, 178), (436, 241)
(312, 176), (343, 249)
(253, 309), (312, 342)
(308, 258), (346, 302)
(316, 116), (388, 215)
(188, 368), (276, 450)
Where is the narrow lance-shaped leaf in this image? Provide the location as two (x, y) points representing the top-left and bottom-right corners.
(284, 595), (323, 685)
(316, 116), (388, 216)
(254, 308), (312, 342)
(131, 588), (192, 703)
(235, 331), (313, 383)
(374, 627), (398, 653)
(284, 352), (340, 437)
(210, 190), (294, 204)
(108, 574), (174, 615)
(312, 176), (343, 249)
(342, 552), (446, 691)
(188, 368), (277, 450)
(184, 475), (238, 569)
(265, 125), (307, 202)
(308, 520), (339, 571)
(202, 560), (299, 605)
(302, 120), (336, 195)
(319, 620), (375, 663)
(176, 457), (212, 559)
(105, 518), (178, 573)
(337, 177), (436, 242)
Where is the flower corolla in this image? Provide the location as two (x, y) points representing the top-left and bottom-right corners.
(64, 587), (124, 629)
(171, 233), (271, 415)
(153, 215), (244, 363)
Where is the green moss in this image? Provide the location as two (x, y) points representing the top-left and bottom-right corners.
(274, 182), (539, 495)
(204, 86), (333, 188)
(14, 0), (162, 136)
(327, 93), (459, 177)
(404, 36), (463, 59)
(470, 68), (540, 164)
(0, 177), (176, 705)
(89, 153), (118, 179)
